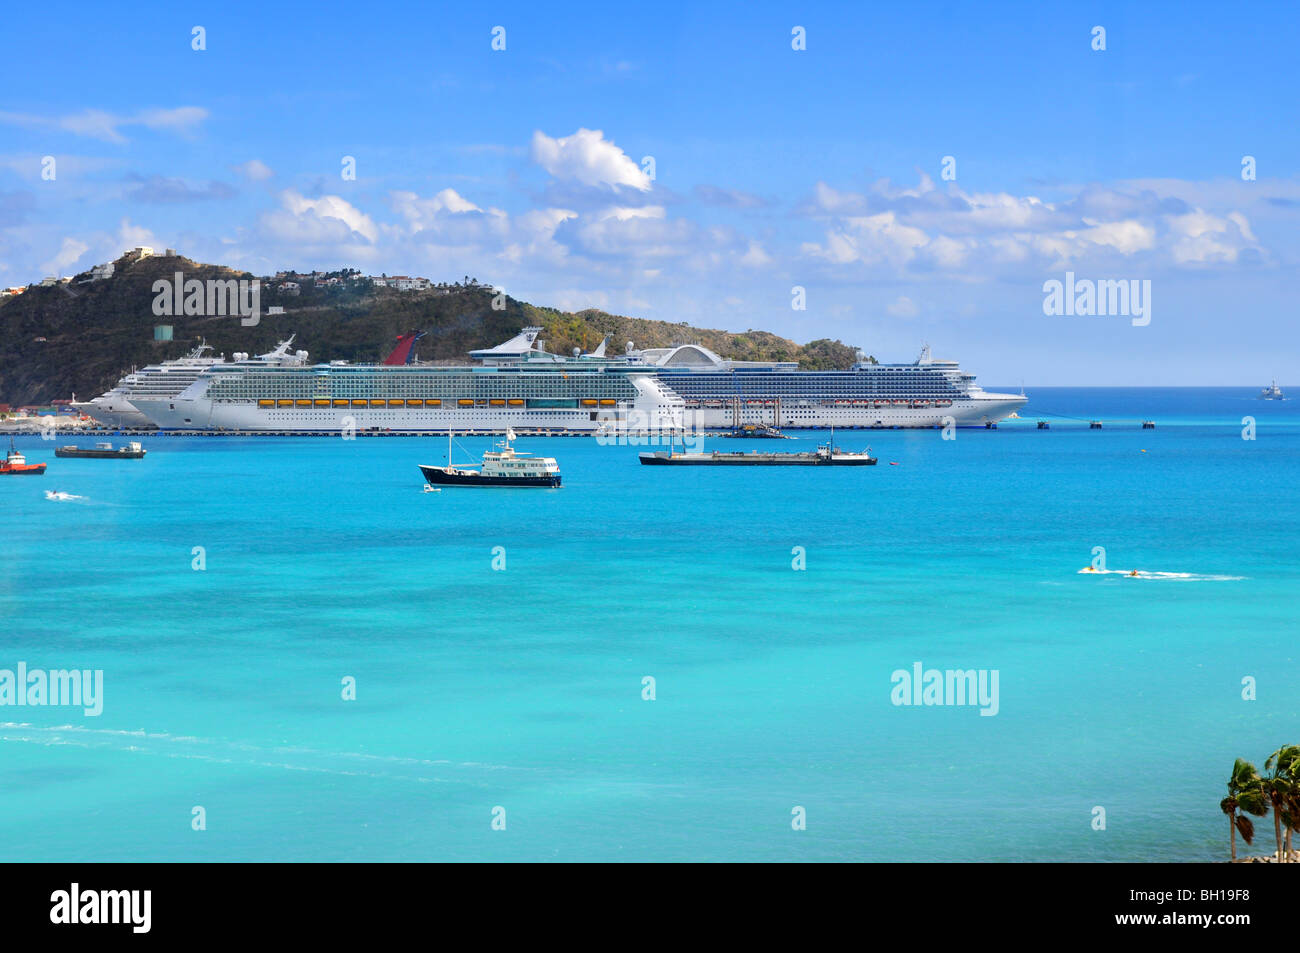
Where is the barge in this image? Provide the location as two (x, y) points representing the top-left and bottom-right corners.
(639, 443), (876, 466)
(55, 441), (147, 459)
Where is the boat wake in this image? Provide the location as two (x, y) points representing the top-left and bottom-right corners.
(1077, 568), (1244, 581)
(0, 722), (524, 786)
(43, 490), (87, 502)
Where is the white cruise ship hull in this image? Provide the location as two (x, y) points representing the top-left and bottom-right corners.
(133, 393), (1024, 431)
(132, 399), (683, 433)
(71, 341), (300, 432)
(73, 396), (155, 429)
(685, 393), (1027, 429)
(131, 369), (681, 432)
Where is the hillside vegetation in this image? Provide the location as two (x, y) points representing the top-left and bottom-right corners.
(0, 253), (866, 405)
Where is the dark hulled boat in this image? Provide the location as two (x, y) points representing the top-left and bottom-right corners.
(55, 441), (147, 459)
(419, 430), (561, 487)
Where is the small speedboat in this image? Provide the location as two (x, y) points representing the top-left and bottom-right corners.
(1, 441), (46, 475)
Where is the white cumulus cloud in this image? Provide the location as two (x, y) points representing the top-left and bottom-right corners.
(265, 190), (379, 243)
(531, 128), (651, 191)
(799, 175), (1263, 275)
(40, 237), (89, 275)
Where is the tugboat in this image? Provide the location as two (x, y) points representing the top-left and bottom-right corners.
(1, 440), (47, 475)
(1259, 380), (1285, 400)
(419, 429), (561, 487)
(55, 441), (147, 459)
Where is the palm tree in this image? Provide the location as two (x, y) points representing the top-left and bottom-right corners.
(1277, 747), (1300, 859)
(1220, 759), (1268, 861)
(1284, 785), (1299, 859)
(1262, 746), (1299, 862)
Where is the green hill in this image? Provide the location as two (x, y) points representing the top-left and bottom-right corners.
(0, 252), (865, 405)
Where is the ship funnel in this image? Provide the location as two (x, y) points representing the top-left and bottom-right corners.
(383, 330), (427, 365)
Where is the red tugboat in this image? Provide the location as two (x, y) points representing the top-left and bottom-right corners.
(1, 440), (47, 475)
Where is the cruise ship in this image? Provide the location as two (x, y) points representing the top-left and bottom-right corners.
(623, 342), (1026, 428)
(129, 327), (1024, 433)
(132, 329), (685, 433)
(73, 339), (304, 428)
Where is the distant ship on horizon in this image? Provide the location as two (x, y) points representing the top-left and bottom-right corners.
(1259, 380), (1285, 400)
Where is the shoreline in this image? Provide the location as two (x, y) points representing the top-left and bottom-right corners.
(1232, 847), (1299, 863)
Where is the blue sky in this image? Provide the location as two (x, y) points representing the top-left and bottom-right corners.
(2, 0), (1297, 383)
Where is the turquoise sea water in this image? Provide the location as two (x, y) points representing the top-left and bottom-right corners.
(1, 387), (1296, 862)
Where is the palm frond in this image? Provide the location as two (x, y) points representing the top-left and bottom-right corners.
(1231, 758), (1261, 786)
(1236, 815), (1256, 844)
(1240, 789), (1270, 817)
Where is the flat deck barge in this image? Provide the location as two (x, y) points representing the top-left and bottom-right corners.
(639, 446), (876, 466)
(54, 441), (147, 459)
